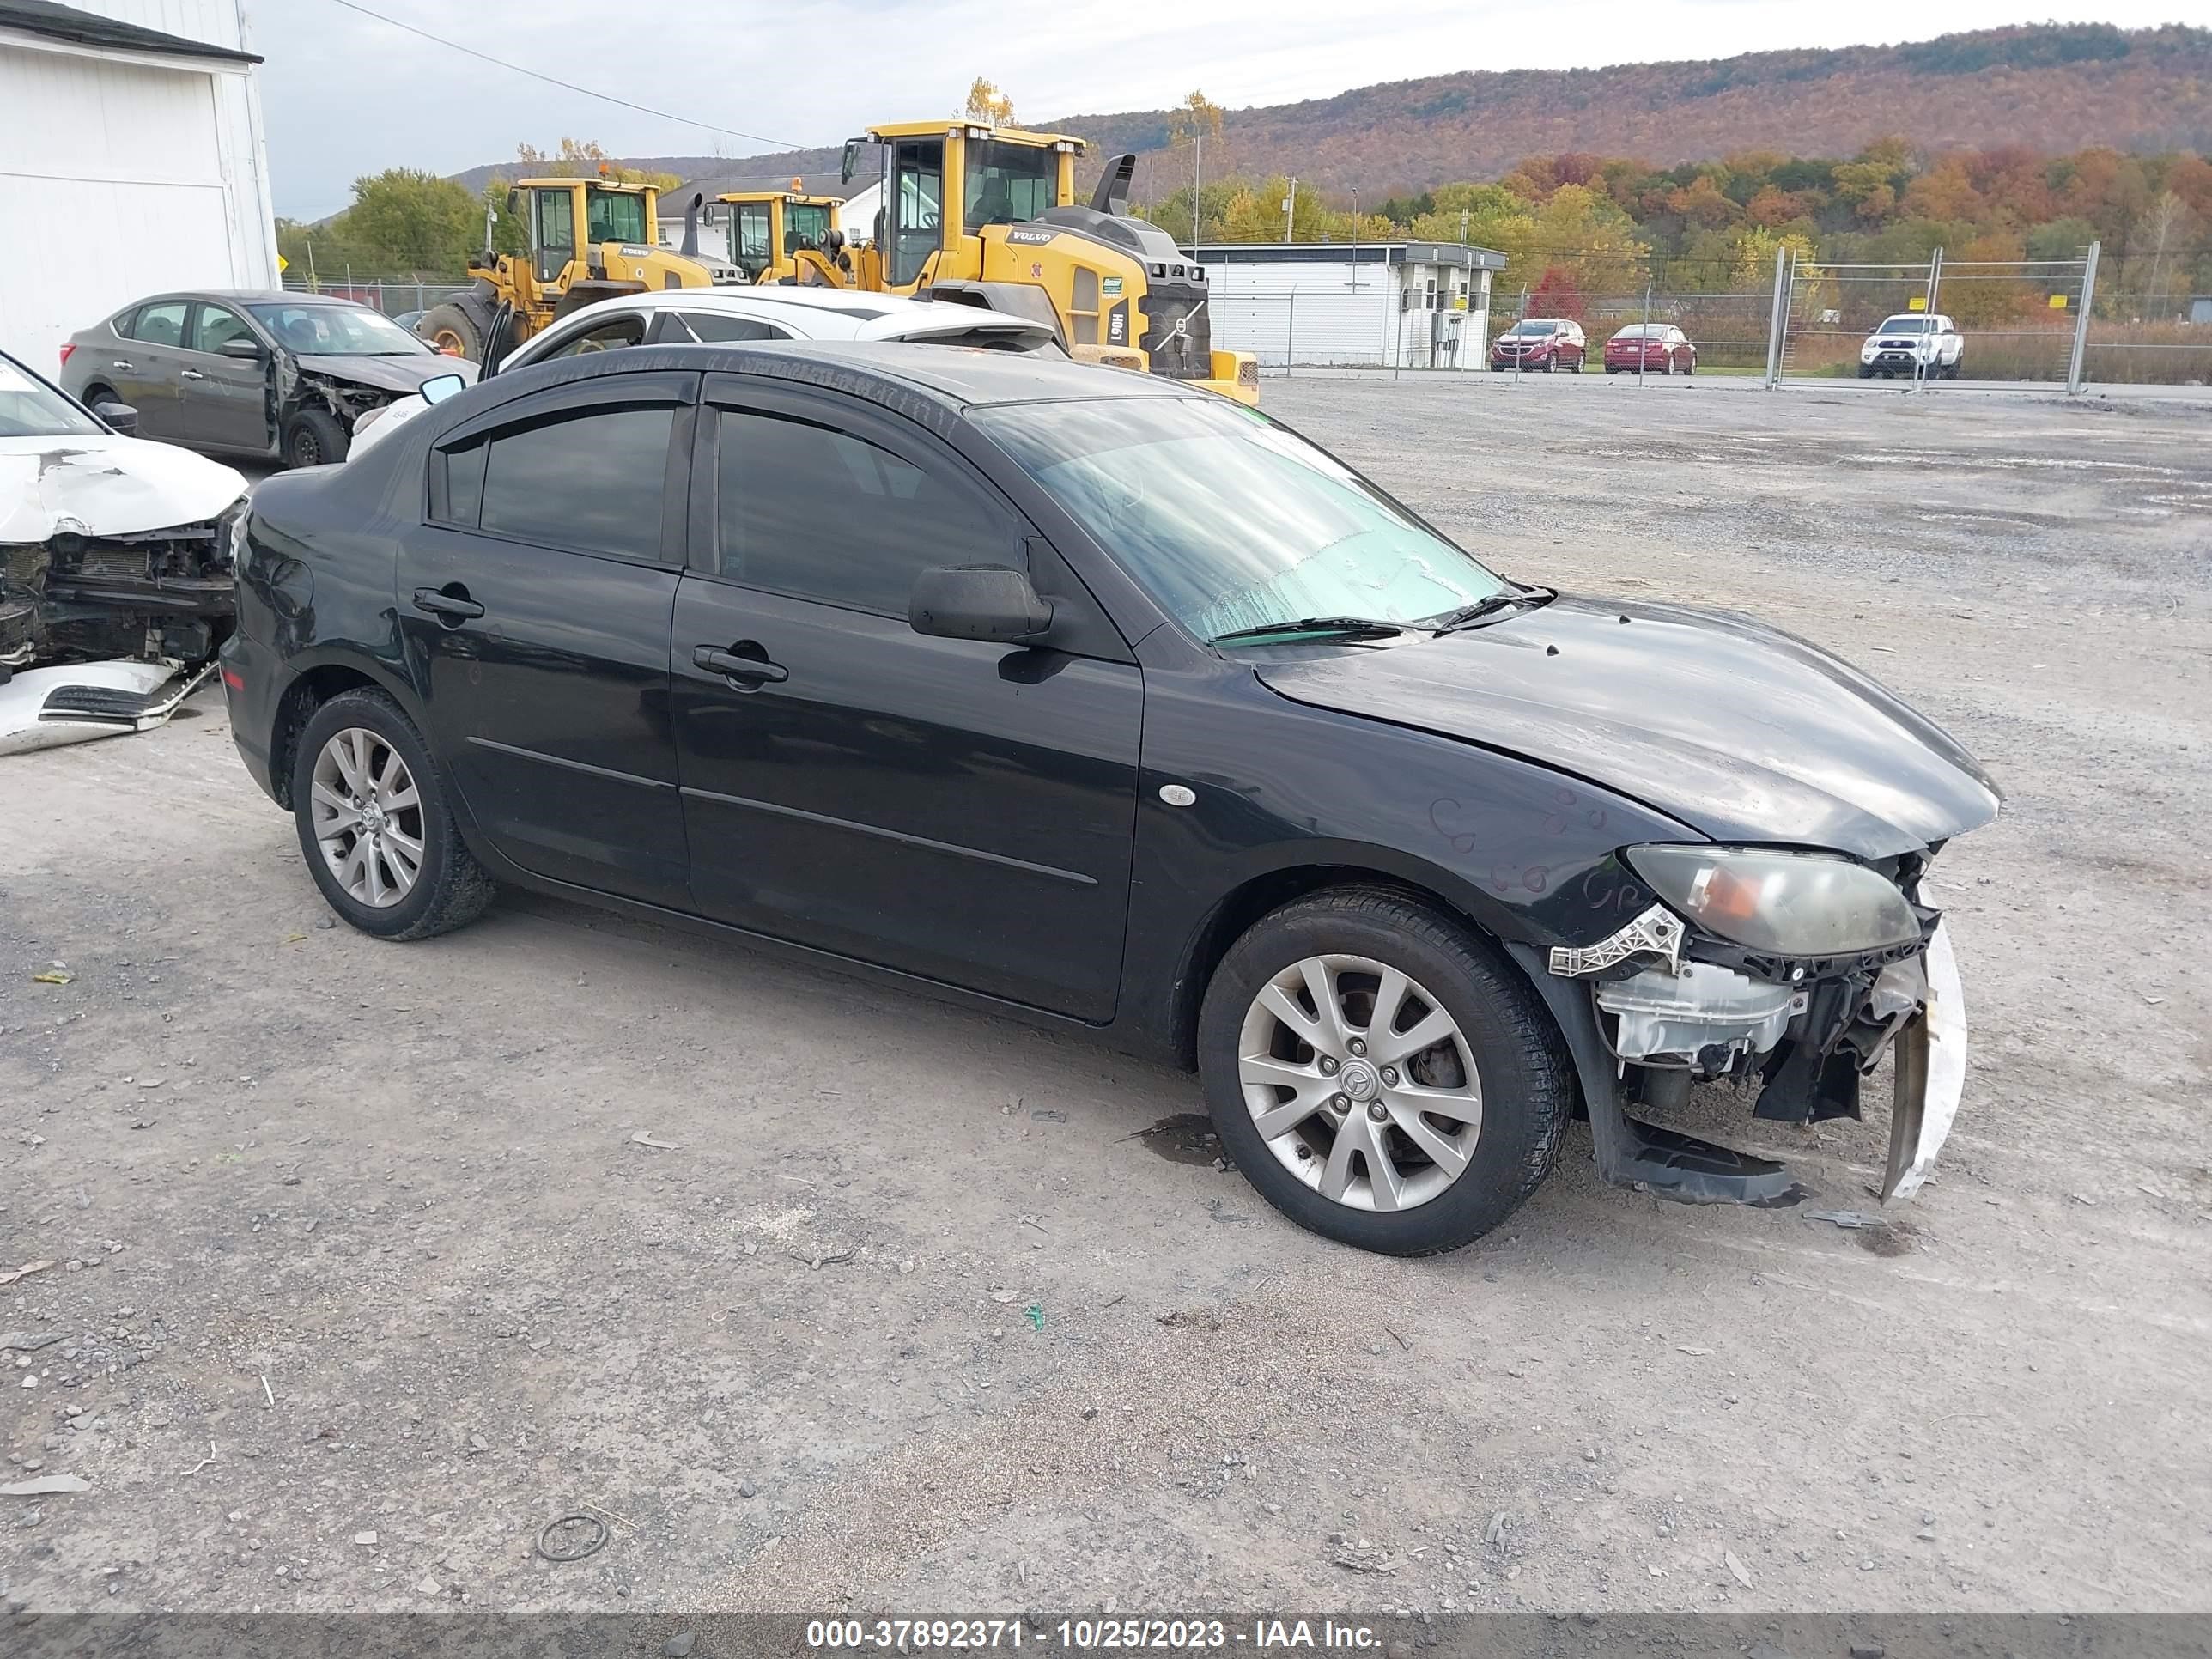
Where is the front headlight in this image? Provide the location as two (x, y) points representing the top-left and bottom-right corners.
(1624, 845), (1923, 956)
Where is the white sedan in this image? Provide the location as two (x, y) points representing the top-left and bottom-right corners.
(350, 289), (1058, 457)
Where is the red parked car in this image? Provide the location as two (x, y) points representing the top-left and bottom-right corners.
(1489, 319), (1586, 371)
(1603, 324), (1696, 374)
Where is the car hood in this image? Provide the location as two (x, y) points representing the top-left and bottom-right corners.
(0, 433), (246, 542)
(1252, 595), (2002, 859)
(292, 353), (477, 394)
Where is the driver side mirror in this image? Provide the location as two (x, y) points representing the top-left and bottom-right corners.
(842, 138), (862, 185)
(909, 564), (1052, 644)
(419, 373), (467, 407)
(94, 400), (139, 435)
(218, 335), (263, 360)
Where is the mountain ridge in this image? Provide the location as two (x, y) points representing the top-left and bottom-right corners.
(447, 23), (2212, 204)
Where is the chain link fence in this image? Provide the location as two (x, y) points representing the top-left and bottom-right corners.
(282, 279), (473, 320)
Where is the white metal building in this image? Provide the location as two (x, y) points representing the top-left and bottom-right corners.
(1189, 242), (1507, 369)
(0, 1), (277, 368)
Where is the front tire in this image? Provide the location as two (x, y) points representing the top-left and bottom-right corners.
(290, 689), (496, 940)
(1197, 887), (1573, 1255)
(282, 407), (349, 468)
(419, 302), (483, 362)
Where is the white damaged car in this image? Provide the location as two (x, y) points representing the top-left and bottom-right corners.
(349, 286), (1059, 459)
(1, 349), (246, 752)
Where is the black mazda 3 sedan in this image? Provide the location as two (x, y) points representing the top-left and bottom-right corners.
(221, 344), (1999, 1255)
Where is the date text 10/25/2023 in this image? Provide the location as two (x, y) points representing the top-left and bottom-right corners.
(805, 1619), (1386, 1650)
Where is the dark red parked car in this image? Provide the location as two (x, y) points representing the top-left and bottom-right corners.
(1488, 319), (1586, 371)
(1603, 324), (1696, 374)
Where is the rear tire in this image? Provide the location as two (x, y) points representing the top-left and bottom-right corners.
(282, 407), (349, 468)
(290, 688), (497, 941)
(1197, 886), (1573, 1256)
(420, 302), (483, 362)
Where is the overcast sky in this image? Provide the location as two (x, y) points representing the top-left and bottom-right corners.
(251, 1), (2210, 218)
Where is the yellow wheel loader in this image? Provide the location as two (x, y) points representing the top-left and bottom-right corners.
(699, 190), (851, 284)
(824, 122), (1258, 403)
(420, 175), (744, 362)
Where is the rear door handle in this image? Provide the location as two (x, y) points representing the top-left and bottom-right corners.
(693, 643), (787, 687)
(412, 586), (484, 621)
(180, 368), (206, 381)
(111, 359), (135, 371)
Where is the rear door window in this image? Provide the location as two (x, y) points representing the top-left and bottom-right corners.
(436, 392), (685, 563)
(653, 312), (793, 343)
(125, 301), (189, 347)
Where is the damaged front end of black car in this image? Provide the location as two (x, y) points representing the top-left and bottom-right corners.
(1521, 841), (1973, 1209)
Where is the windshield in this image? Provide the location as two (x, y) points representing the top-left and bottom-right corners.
(1876, 316), (1935, 334)
(1505, 321), (1555, 337)
(975, 398), (1506, 641)
(247, 303), (428, 356)
(0, 355), (100, 438)
(586, 188), (648, 245)
(787, 202), (833, 249)
(964, 139), (1055, 231)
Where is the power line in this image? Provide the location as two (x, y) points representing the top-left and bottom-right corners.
(322, 0), (809, 156)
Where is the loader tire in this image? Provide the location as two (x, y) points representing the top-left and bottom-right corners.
(420, 303), (483, 362)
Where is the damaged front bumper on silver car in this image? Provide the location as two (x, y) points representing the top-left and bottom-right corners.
(1511, 872), (1969, 1211)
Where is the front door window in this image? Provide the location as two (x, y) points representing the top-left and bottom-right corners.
(889, 140), (944, 288)
(733, 203), (772, 278)
(533, 190), (575, 283)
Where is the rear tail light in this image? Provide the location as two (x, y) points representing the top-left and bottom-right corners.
(58, 343), (76, 368)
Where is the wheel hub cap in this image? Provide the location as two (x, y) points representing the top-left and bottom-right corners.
(1235, 952), (1483, 1214)
(308, 726), (423, 909)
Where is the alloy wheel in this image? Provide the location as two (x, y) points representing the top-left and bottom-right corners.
(310, 726), (424, 908)
(1237, 953), (1482, 1212)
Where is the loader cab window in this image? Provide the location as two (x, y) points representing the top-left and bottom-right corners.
(889, 139), (944, 288)
(786, 202), (832, 252)
(533, 189), (575, 283)
(732, 203), (773, 279)
(963, 140), (1055, 232)
(586, 189), (648, 247)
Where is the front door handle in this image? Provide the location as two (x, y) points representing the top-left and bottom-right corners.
(412, 586), (485, 622)
(180, 368), (206, 381)
(693, 643), (787, 687)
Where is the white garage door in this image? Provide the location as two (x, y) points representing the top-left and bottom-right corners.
(0, 44), (240, 368)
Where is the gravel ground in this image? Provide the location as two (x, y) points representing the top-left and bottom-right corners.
(2, 374), (2208, 1619)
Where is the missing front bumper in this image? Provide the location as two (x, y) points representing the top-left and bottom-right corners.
(1514, 910), (1969, 1211)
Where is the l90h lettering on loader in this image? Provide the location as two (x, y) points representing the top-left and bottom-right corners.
(419, 175), (744, 362)
(830, 122), (1258, 404)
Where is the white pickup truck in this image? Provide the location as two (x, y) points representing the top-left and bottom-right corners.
(1858, 313), (1964, 379)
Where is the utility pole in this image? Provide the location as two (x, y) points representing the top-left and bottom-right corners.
(1350, 185), (1359, 290)
(1283, 178), (1297, 244)
(1192, 128), (1202, 246)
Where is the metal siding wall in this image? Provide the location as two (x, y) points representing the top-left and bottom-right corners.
(0, 0), (276, 363)
(1200, 259), (1402, 367)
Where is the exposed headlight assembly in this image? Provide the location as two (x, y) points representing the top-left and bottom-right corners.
(1624, 845), (1923, 957)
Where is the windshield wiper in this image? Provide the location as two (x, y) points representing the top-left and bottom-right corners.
(1431, 586), (1556, 635)
(1208, 617), (1404, 647)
